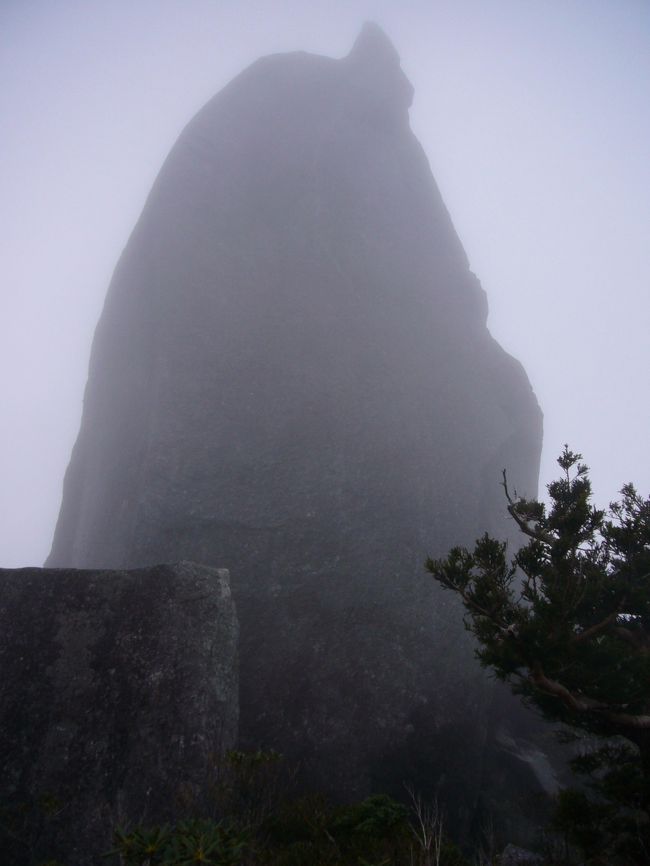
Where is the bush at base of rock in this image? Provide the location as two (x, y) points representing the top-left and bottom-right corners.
(105, 790), (471, 866)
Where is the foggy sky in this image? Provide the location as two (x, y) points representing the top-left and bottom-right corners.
(2, 0), (649, 567)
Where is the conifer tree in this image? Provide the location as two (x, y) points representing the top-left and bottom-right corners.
(427, 447), (650, 861)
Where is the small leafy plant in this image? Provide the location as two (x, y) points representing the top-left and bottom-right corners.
(106, 818), (247, 865)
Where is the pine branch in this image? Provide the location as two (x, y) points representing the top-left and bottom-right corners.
(571, 608), (623, 645)
(501, 470), (556, 545)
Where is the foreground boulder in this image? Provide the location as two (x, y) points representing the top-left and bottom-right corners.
(47, 24), (547, 834)
(0, 562), (238, 866)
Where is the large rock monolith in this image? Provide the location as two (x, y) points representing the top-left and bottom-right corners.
(47, 24), (547, 834)
(0, 562), (238, 866)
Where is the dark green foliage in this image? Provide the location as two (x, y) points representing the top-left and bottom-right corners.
(426, 447), (650, 863)
(265, 792), (413, 865)
(209, 749), (287, 832)
(0, 790), (67, 866)
(330, 793), (409, 837)
(546, 739), (650, 865)
(107, 819), (247, 865)
(105, 753), (470, 865)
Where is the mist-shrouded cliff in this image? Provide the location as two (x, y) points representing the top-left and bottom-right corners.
(48, 24), (546, 834)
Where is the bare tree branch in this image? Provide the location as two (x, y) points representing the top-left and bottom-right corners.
(613, 625), (650, 654)
(571, 608), (623, 645)
(502, 470), (556, 545)
(530, 662), (650, 730)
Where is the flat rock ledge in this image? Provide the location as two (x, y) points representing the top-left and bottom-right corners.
(0, 561), (238, 866)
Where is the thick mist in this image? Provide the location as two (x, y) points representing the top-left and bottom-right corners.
(1, 0), (649, 567)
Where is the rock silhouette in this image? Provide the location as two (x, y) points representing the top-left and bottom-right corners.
(48, 24), (545, 833)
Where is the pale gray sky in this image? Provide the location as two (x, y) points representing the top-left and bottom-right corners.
(2, 0), (649, 567)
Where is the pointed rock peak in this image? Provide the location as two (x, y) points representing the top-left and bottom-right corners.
(348, 21), (401, 68)
(344, 22), (413, 112)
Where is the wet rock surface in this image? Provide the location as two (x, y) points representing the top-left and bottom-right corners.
(0, 562), (238, 866)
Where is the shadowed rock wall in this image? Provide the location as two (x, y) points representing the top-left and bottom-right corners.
(0, 562), (238, 866)
(47, 24), (545, 834)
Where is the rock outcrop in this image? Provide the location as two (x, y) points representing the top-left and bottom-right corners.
(47, 24), (545, 834)
(0, 562), (238, 866)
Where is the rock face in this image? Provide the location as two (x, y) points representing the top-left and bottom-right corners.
(48, 24), (544, 832)
(0, 562), (238, 866)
